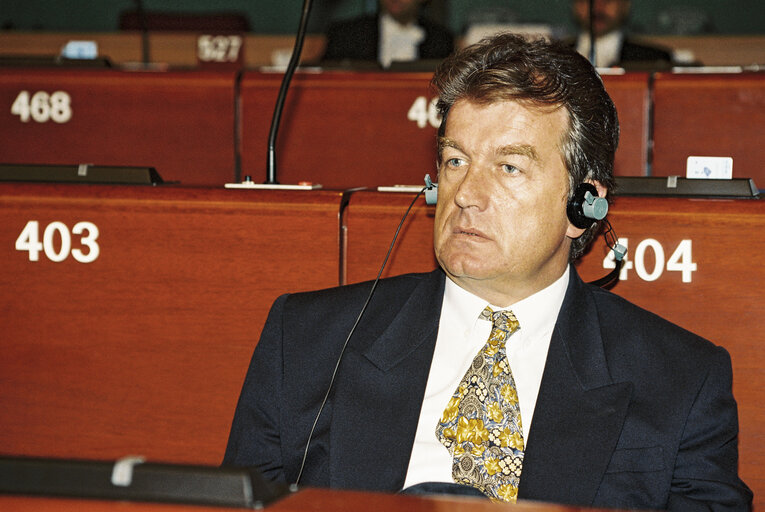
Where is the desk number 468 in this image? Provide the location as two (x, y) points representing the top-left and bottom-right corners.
(11, 90), (72, 123)
(15, 220), (99, 263)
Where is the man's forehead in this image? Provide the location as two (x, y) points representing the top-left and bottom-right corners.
(437, 98), (570, 162)
(450, 96), (567, 116)
(444, 98), (569, 133)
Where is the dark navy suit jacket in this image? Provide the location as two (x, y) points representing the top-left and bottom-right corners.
(322, 14), (454, 64)
(565, 34), (675, 69)
(224, 268), (751, 510)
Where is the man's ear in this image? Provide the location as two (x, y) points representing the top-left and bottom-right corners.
(566, 179), (607, 239)
(590, 179), (608, 200)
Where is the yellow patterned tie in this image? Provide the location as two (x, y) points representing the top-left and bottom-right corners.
(435, 307), (523, 502)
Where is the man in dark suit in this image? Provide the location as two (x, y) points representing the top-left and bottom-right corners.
(570, 0), (674, 68)
(224, 33), (750, 510)
(321, 0), (453, 68)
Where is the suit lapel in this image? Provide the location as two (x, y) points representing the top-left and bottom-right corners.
(329, 270), (445, 490)
(518, 270), (633, 505)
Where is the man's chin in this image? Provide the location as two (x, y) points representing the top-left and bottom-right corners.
(439, 260), (495, 283)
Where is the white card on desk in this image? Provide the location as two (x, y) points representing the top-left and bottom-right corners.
(686, 156), (733, 179)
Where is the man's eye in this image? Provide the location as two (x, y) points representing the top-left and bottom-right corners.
(503, 164), (521, 174)
(446, 158), (464, 167)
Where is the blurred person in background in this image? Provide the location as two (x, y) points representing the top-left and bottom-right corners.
(322, 0), (454, 68)
(570, 0), (674, 68)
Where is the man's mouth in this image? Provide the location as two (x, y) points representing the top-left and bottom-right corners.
(454, 227), (488, 239)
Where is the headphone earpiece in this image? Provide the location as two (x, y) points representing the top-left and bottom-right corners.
(424, 174), (438, 205)
(567, 182), (609, 229)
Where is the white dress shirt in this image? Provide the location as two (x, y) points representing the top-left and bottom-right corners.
(403, 267), (570, 488)
(576, 30), (624, 68)
(378, 12), (425, 68)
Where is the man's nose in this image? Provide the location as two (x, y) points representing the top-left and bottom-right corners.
(454, 166), (490, 210)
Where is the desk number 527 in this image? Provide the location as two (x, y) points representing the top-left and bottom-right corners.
(15, 221), (99, 263)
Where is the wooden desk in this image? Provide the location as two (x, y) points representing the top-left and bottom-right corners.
(0, 183), (342, 465)
(652, 72), (765, 187)
(240, 70), (438, 189)
(240, 71), (650, 189)
(3, 32), (765, 69)
(342, 191), (437, 284)
(603, 73), (650, 177)
(0, 487), (622, 512)
(342, 191), (765, 509)
(0, 69), (237, 186)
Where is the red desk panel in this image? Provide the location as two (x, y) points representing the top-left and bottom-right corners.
(0, 488), (624, 512)
(652, 72), (765, 187)
(603, 73), (650, 177)
(0, 184), (341, 465)
(0, 70), (237, 186)
(343, 191), (765, 509)
(240, 70), (438, 189)
(240, 71), (649, 190)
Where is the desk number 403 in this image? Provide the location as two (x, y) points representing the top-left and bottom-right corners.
(15, 221), (99, 263)
(11, 90), (72, 123)
(603, 238), (697, 283)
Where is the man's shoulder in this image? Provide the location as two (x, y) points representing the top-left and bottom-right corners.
(323, 15), (379, 62)
(266, 270), (443, 352)
(418, 17), (453, 38)
(586, 283), (726, 365)
(416, 16), (454, 56)
(284, 269), (442, 309)
(327, 14), (377, 35)
(620, 38), (673, 63)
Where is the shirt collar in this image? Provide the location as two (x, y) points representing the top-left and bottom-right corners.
(379, 12), (425, 38)
(576, 29), (625, 67)
(442, 275), (489, 338)
(508, 266), (570, 344)
(443, 266), (571, 340)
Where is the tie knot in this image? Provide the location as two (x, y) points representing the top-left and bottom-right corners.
(480, 307), (520, 336)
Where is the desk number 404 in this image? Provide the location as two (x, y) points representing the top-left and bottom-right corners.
(15, 221), (99, 263)
(603, 238), (697, 283)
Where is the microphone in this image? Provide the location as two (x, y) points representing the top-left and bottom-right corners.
(266, 0), (314, 185)
(589, 218), (626, 289)
(135, 0), (150, 66)
(224, 0), (321, 190)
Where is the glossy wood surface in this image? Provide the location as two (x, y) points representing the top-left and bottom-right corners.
(1, 183), (762, 509)
(0, 183), (342, 465)
(343, 191), (765, 509)
(602, 73), (650, 177)
(240, 70), (438, 189)
(0, 488), (627, 512)
(0, 69), (237, 186)
(652, 72), (765, 187)
(240, 71), (651, 189)
(5, 67), (738, 189)
(2, 32), (764, 68)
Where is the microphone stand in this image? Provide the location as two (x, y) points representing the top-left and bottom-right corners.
(135, 0), (150, 67)
(266, 0), (314, 184)
(226, 0), (320, 189)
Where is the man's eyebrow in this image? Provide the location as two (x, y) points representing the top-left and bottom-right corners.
(437, 137), (463, 153)
(497, 144), (539, 161)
